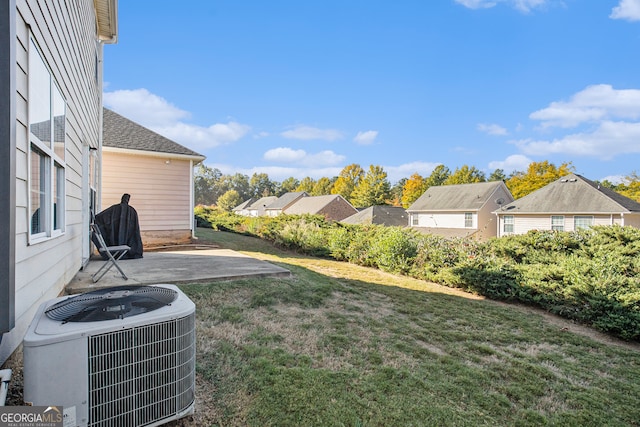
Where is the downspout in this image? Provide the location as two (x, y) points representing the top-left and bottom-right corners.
(0, 368), (11, 406)
(190, 160), (195, 239)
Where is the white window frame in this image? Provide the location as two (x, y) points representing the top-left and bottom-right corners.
(574, 215), (594, 230)
(28, 38), (66, 244)
(503, 215), (514, 234)
(412, 215), (419, 226)
(464, 212), (473, 228)
(551, 215), (564, 231)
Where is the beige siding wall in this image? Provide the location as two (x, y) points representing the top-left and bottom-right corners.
(101, 151), (194, 244)
(1, 0), (102, 363)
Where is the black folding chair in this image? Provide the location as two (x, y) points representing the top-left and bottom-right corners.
(90, 223), (130, 283)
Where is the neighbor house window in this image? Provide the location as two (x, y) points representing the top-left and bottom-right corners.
(503, 215), (514, 234)
(464, 212), (473, 228)
(412, 215), (419, 226)
(29, 39), (66, 241)
(551, 215), (564, 231)
(574, 216), (593, 230)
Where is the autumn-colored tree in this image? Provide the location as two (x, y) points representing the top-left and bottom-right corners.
(425, 164), (450, 187)
(401, 173), (427, 208)
(350, 165), (391, 208)
(217, 189), (242, 212)
(506, 161), (574, 199)
(390, 178), (407, 207)
(616, 172), (640, 202)
(295, 176), (316, 193)
(312, 177), (334, 196)
(444, 165), (486, 185)
(332, 163), (364, 202)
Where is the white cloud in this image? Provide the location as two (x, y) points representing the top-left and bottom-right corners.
(454, 0), (497, 9)
(513, 121), (640, 159)
(263, 147), (307, 163)
(104, 88), (250, 150)
(281, 125), (344, 141)
(454, 0), (547, 13)
(488, 154), (532, 172)
(354, 130), (379, 145)
(610, 0), (640, 21)
(477, 123), (508, 136)
(103, 89), (190, 127)
(530, 84), (640, 128)
(263, 147), (345, 167)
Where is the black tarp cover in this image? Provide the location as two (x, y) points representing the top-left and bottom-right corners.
(93, 194), (143, 259)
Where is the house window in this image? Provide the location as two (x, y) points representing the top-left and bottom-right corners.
(503, 215), (514, 234)
(551, 215), (564, 231)
(464, 212), (473, 228)
(29, 39), (66, 241)
(574, 216), (594, 230)
(412, 215), (419, 226)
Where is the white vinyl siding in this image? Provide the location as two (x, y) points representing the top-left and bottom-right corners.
(411, 212), (475, 229)
(1, 0), (104, 364)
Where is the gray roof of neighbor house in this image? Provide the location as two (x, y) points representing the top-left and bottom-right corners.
(103, 108), (205, 160)
(266, 192), (308, 210)
(341, 206), (408, 226)
(498, 173), (640, 214)
(247, 196), (278, 211)
(283, 195), (354, 215)
(233, 198), (256, 211)
(407, 181), (509, 212)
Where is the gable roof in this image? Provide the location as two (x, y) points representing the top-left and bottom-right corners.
(103, 108), (205, 160)
(407, 181), (509, 212)
(247, 196), (278, 211)
(498, 173), (640, 214)
(341, 206), (408, 226)
(233, 198), (256, 211)
(265, 192), (308, 210)
(284, 195), (353, 215)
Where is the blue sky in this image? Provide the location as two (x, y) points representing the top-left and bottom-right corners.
(103, 0), (640, 184)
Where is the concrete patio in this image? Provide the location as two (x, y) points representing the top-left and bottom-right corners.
(67, 246), (291, 294)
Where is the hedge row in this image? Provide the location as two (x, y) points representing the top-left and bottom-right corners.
(195, 206), (640, 341)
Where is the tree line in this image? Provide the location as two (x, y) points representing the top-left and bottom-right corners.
(195, 161), (640, 211)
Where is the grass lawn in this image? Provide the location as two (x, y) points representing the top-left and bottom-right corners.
(162, 228), (640, 426)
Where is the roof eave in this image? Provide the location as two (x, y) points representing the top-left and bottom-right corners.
(103, 146), (206, 163)
(94, 0), (118, 44)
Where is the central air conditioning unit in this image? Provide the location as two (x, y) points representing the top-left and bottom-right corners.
(23, 284), (196, 427)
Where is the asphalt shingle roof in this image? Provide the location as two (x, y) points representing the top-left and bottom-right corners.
(265, 192), (308, 210)
(499, 174), (640, 214)
(407, 181), (508, 212)
(341, 206), (408, 226)
(103, 108), (205, 158)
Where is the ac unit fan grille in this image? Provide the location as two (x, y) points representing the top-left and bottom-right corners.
(87, 313), (196, 427)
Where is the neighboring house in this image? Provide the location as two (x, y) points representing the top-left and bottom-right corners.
(341, 206), (408, 226)
(495, 173), (640, 237)
(245, 196), (278, 217)
(284, 195), (358, 221)
(264, 191), (308, 217)
(101, 108), (205, 246)
(232, 198), (256, 216)
(1, 0), (118, 363)
(407, 181), (514, 240)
